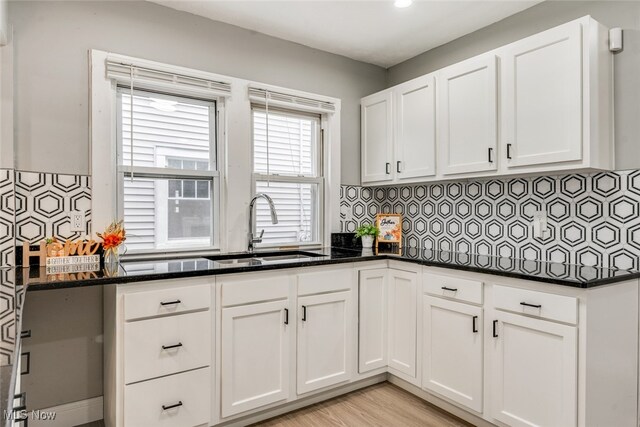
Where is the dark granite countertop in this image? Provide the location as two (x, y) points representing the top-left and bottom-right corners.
(2, 246), (640, 422)
(15, 246), (640, 290)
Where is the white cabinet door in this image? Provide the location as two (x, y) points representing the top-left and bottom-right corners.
(490, 310), (578, 427)
(358, 269), (388, 373)
(422, 296), (483, 413)
(438, 55), (498, 175)
(502, 21), (583, 167)
(361, 91), (393, 183)
(298, 291), (353, 394)
(394, 75), (436, 180)
(221, 300), (290, 417)
(388, 269), (418, 378)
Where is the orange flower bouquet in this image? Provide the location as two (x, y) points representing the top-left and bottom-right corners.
(97, 220), (126, 266)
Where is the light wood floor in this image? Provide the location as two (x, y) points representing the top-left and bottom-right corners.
(253, 382), (472, 427)
(80, 383), (470, 427)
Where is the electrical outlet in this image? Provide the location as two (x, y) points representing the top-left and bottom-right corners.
(70, 211), (85, 232)
(532, 210), (549, 239)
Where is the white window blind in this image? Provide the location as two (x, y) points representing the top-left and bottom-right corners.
(117, 88), (218, 253)
(252, 106), (323, 246)
(107, 60), (232, 98)
(248, 87), (336, 114)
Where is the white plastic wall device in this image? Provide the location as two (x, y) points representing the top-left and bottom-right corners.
(609, 28), (623, 52)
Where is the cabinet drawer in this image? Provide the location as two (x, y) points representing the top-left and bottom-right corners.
(124, 310), (211, 384)
(124, 367), (210, 427)
(424, 273), (483, 304)
(221, 274), (289, 306)
(298, 268), (353, 295)
(493, 285), (578, 325)
(124, 284), (210, 321)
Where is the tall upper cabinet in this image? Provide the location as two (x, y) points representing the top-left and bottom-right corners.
(361, 91), (393, 183)
(361, 15), (613, 186)
(361, 74), (436, 185)
(438, 55), (498, 176)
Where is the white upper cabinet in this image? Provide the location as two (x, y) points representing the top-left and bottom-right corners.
(360, 15), (613, 186)
(502, 21), (583, 168)
(361, 74), (437, 185)
(361, 91), (393, 183)
(438, 55), (498, 176)
(394, 75), (437, 180)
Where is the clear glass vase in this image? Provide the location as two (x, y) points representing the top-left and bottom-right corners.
(104, 247), (119, 269)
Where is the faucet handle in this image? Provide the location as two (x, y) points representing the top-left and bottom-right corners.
(258, 229), (265, 240)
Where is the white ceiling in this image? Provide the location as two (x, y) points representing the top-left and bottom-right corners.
(150, 0), (543, 68)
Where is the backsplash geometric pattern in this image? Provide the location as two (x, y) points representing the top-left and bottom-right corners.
(14, 171), (92, 245)
(0, 170), (92, 365)
(0, 170), (16, 365)
(0, 169), (15, 267)
(340, 170), (640, 270)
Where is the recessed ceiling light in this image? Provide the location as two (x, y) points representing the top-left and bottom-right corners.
(394, 0), (413, 8)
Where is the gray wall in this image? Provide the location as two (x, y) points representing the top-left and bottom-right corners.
(387, 0), (640, 171)
(8, 0), (386, 185)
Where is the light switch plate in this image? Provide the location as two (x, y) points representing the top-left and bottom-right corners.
(70, 211), (85, 232)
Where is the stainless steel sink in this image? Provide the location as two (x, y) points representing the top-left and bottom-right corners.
(204, 250), (325, 265)
(259, 254), (317, 262)
(213, 258), (258, 265)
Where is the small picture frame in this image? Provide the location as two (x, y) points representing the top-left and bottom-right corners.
(375, 213), (402, 251)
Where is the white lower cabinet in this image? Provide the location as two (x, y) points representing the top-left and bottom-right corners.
(387, 269), (418, 379)
(124, 367), (211, 427)
(221, 299), (291, 417)
(358, 269), (388, 373)
(124, 310), (211, 384)
(422, 296), (483, 413)
(297, 290), (353, 394)
(106, 264), (638, 427)
(489, 310), (578, 427)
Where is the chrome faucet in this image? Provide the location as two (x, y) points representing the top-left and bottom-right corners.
(248, 193), (279, 252)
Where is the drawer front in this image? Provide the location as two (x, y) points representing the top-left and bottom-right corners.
(424, 273), (483, 304)
(493, 285), (578, 325)
(221, 274), (290, 306)
(124, 284), (210, 321)
(124, 310), (211, 384)
(298, 268), (353, 295)
(124, 367), (210, 427)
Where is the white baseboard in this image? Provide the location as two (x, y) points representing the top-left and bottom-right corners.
(29, 396), (103, 427)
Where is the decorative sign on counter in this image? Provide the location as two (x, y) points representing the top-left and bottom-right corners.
(22, 239), (102, 273)
(375, 213), (402, 251)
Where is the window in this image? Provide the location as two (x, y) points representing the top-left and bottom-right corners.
(117, 88), (218, 253)
(252, 106), (323, 246)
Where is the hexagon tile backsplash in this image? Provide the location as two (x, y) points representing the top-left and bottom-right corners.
(340, 170), (640, 270)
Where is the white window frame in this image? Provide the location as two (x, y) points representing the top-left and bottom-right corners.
(91, 50), (341, 256)
(115, 88), (221, 253)
(250, 105), (325, 248)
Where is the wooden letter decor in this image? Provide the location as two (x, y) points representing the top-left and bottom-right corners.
(22, 239), (100, 267)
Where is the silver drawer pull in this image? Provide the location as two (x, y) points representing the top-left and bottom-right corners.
(162, 401), (183, 411)
(520, 302), (542, 309)
(162, 342), (183, 350)
(160, 299), (181, 306)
